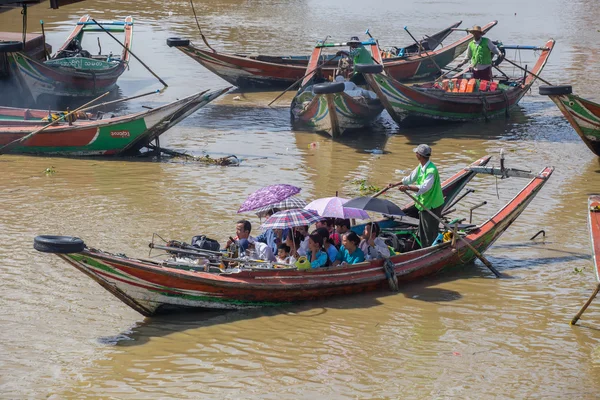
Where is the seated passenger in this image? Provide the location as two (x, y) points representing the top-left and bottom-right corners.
(333, 232), (366, 266)
(306, 233), (328, 269)
(276, 243), (296, 265)
(359, 222), (391, 260)
(238, 238), (276, 262)
(225, 219), (254, 256)
(316, 227), (338, 264)
(334, 218), (352, 245)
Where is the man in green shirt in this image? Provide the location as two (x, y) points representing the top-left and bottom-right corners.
(389, 144), (444, 248)
(457, 25), (500, 81)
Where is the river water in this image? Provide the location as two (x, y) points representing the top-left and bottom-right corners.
(1, 0), (600, 398)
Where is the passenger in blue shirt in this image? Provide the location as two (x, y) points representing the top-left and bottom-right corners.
(333, 232), (366, 266)
(316, 227), (338, 264)
(306, 233), (328, 269)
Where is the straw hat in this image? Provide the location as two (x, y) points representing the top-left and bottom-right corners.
(468, 25), (483, 34)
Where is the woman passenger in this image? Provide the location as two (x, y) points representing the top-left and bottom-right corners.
(307, 233), (328, 269)
(332, 232), (366, 266)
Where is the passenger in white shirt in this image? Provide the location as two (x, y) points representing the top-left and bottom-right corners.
(359, 222), (391, 260)
(240, 238), (276, 262)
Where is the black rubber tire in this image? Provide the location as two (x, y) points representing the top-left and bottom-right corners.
(0, 41), (24, 53)
(313, 82), (345, 94)
(354, 63), (384, 74)
(539, 85), (572, 96)
(34, 235), (85, 254)
(166, 37), (190, 48)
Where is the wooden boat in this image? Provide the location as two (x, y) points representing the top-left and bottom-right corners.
(0, 87), (229, 156)
(539, 85), (600, 156)
(290, 38), (384, 138)
(359, 39), (555, 125)
(166, 21), (498, 90)
(7, 15), (133, 102)
(33, 156), (554, 316)
(570, 196), (600, 325)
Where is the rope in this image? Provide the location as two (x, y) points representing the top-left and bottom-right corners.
(503, 90), (510, 118)
(480, 93), (489, 122)
(383, 259), (399, 291)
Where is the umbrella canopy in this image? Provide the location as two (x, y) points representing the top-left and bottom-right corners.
(238, 184), (301, 213)
(262, 209), (321, 230)
(343, 196), (406, 216)
(254, 197), (307, 218)
(304, 197), (369, 219)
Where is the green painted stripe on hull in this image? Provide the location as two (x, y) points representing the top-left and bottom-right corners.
(67, 253), (288, 308)
(12, 117), (149, 154)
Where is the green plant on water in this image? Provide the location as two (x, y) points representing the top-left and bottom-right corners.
(574, 266), (585, 274)
(350, 179), (382, 195)
(44, 166), (56, 175)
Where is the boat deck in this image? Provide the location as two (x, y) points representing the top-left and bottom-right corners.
(0, 32), (51, 61)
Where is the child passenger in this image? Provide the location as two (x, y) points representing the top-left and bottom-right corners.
(276, 243), (296, 265)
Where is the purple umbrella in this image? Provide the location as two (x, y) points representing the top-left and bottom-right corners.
(262, 209), (321, 230)
(238, 184), (301, 213)
(304, 197), (370, 219)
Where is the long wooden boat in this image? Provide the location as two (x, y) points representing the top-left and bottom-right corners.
(7, 15), (133, 102)
(290, 38), (384, 138)
(539, 85), (600, 156)
(0, 87), (229, 156)
(166, 21), (497, 89)
(360, 39), (555, 125)
(34, 156), (553, 316)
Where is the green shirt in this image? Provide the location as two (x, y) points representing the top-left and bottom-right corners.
(469, 37), (492, 67)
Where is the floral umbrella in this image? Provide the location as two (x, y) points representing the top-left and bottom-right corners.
(237, 184), (301, 213)
(304, 197), (369, 219)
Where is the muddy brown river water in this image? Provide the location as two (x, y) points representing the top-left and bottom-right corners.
(1, 0), (600, 398)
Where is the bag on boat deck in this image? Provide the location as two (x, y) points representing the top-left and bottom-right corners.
(191, 235), (220, 252)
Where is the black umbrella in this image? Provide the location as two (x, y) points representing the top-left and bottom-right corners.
(344, 196), (406, 216)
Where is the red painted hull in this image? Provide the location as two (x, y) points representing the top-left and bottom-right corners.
(173, 22), (497, 89)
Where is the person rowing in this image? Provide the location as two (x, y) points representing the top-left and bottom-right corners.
(456, 25), (501, 81)
(388, 144), (444, 248)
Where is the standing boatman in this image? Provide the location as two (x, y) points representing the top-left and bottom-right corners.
(457, 25), (501, 81)
(388, 144), (444, 248)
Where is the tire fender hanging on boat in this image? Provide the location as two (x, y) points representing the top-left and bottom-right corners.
(313, 82), (345, 95)
(34, 235), (85, 254)
(539, 85), (572, 96)
(354, 63), (384, 74)
(166, 37), (190, 48)
(0, 41), (24, 53)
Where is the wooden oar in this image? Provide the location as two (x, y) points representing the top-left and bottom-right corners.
(0, 91), (110, 155)
(268, 54), (341, 107)
(571, 283), (600, 325)
(90, 18), (168, 88)
(40, 20), (49, 60)
(404, 26), (443, 75)
(372, 183), (401, 198)
(400, 190), (502, 278)
(78, 88), (185, 113)
(502, 57), (553, 86)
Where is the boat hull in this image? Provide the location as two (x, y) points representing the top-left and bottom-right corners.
(7, 15), (133, 102)
(173, 22), (496, 90)
(46, 162), (553, 316)
(546, 93), (600, 156)
(292, 92), (383, 138)
(0, 87), (229, 156)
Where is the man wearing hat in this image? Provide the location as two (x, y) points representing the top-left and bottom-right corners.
(388, 144), (444, 248)
(348, 36), (372, 66)
(457, 25), (501, 81)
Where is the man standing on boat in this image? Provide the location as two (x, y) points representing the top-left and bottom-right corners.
(457, 25), (501, 81)
(388, 144), (444, 248)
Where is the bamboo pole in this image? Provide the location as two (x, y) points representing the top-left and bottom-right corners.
(571, 283), (600, 325)
(90, 18), (168, 88)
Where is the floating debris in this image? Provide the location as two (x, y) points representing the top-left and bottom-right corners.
(350, 178), (382, 195)
(44, 167), (56, 175)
